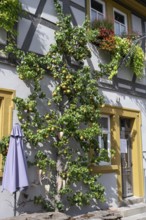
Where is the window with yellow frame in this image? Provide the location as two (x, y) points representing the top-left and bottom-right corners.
(95, 115), (111, 165)
(91, 0), (106, 22)
(0, 89), (15, 177)
(89, 0), (132, 35)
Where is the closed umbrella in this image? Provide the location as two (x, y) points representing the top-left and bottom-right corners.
(2, 123), (29, 216)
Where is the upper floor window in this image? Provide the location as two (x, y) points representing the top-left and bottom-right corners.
(91, 0), (105, 22)
(114, 8), (127, 35)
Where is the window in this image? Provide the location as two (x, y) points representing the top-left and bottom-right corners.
(0, 89), (14, 177)
(98, 115), (111, 165)
(0, 28), (7, 58)
(91, 0), (105, 22)
(113, 8), (127, 35)
(0, 28), (7, 45)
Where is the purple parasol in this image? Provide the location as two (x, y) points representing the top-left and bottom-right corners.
(2, 123), (29, 216)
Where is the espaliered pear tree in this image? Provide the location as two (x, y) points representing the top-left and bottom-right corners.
(1, 0), (109, 211)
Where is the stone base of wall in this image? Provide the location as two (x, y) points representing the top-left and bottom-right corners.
(0, 212), (70, 220)
(0, 210), (122, 220)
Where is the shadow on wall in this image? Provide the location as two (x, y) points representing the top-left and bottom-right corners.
(3, 33), (146, 218)
(11, 75), (57, 215)
(65, 173), (119, 216)
(0, 63), (17, 76)
(19, 0), (40, 15)
(29, 25), (55, 55)
(88, 43), (111, 65)
(65, 112), (122, 216)
(6, 72), (120, 217)
(102, 90), (146, 117)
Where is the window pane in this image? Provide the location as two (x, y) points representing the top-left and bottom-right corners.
(101, 133), (108, 150)
(114, 11), (125, 24)
(114, 21), (121, 35)
(91, 0), (103, 13)
(98, 13), (104, 20)
(120, 24), (126, 35)
(91, 9), (97, 22)
(0, 28), (7, 45)
(96, 116), (111, 165)
(99, 117), (108, 129)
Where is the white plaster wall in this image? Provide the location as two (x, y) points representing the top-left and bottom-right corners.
(66, 173), (118, 215)
(98, 173), (118, 208)
(87, 44), (111, 71)
(70, 6), (85, 26)
(0, 64), (31, 98)
(71, 0), (85, 8)
(17, 18), (32, 48)
(0, 187), (16, 218)
(29, 25), (55, 55)
(19, 0), (40, 15)
(41, 0), (58, 23)
(41, 0), (85, 26)
(136, 69), (146, 84)
(118, 66), (133, 81)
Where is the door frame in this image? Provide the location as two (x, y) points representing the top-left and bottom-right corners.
(120, 117), (133, 198)
(92, 105), (144, 202)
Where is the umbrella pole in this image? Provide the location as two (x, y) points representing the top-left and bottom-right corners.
(14, 192), (16, 216)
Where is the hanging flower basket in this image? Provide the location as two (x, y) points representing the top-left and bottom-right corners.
(89, 19), (145, 79)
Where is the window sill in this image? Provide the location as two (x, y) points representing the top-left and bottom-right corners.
(90, 164), (119, 173)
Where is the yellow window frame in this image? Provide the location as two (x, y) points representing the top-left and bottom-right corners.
(0, 88), (15, 177)
(86, 0), (132, 34)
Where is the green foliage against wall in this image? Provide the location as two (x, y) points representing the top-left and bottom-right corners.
(1, 0), (107, 211)
(0, 0), (22, 33)
(90, 19), (145, 79)
(1, 0), (145, 213)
